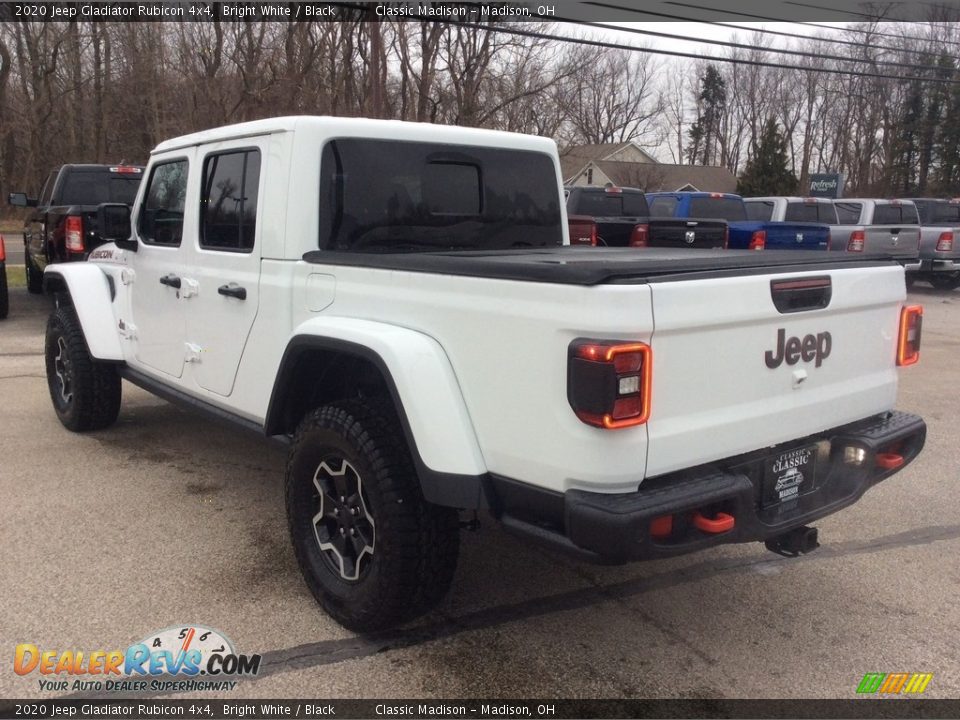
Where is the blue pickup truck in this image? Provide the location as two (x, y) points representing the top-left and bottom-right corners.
(646, 191), (830, 251)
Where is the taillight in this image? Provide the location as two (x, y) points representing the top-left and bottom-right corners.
(749, 230), (766, 250)
(629, 224), (649, 247)
(568, 217), (597, 247)
(568, 340), (652, 429)
(0, 234), (5, 262)
(723, 225), (729, 249)
(848, 230), (865, 252)
(65, 215), (84, 253)
(936, 232), (953, 252)
(897, 305), (923, 367)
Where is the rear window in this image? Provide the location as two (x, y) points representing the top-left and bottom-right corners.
(688, 196), (747, 222)
(57, 169), (142, 206)
(319, 139), (562, 252)
(784, 201), (838, 223)
(745, 201), (774, 221)
(648, 196), (679, 216)
(834, 202), (863, 224)
(873, 204), (919, 225)
(931, 203), (960, 224)
(569, 190), (648, 218)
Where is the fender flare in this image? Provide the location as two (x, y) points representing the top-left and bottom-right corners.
(43, 264), (123, 361)
(266, 317), (489, 509)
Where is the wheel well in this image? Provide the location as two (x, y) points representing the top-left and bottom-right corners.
(266, 348), (394, 437)
(43, 273), (68, 296)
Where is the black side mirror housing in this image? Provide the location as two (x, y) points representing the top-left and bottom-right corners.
(97, 203), (137, 251)
(8, 192), (37, 208)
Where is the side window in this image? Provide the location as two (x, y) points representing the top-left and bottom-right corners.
(200, 149), (261, 252)
(39, 170), (58, 206)
(139, 160), (189, 247)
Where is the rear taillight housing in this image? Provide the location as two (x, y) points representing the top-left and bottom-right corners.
(0, 234), (5, 262)
(568, 340), (652, 429)
(848, 230), (865, 252)
(629, 224), (649, 247)
(568, 217), (597, 247)
(749, 230), (766, 251)
(897, 305), (923, 367)
(65, 215), (84, 253)
(723, 225), (729, 249)
(936, 232), (954, 252)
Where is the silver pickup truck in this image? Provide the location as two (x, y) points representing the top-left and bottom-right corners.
(831, 199), (921, 267)
(899, 198), (960, 290)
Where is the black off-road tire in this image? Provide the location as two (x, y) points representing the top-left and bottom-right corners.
(286, 398), (460, 633)
(45, 303), (122, 432)
(0, 265), (8, 320)
(929, 272), (960, 291)
(25, 254), (43, 294)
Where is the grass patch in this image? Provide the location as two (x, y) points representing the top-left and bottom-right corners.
(0, 219), (24, 233)
(4, 265), (26, 289)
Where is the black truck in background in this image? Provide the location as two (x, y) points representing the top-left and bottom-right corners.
(565, 185), (728, 249)
(8, 164), (143, 293)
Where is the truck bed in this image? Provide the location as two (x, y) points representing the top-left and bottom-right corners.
(303, 247), (899, 286)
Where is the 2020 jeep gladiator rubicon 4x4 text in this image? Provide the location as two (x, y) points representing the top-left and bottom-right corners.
(43, 117), (926, 632)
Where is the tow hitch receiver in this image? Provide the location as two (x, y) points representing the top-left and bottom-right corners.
(765, 525), (819, 557)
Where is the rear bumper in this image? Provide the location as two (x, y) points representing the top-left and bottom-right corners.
(493, 411), (925, 563)
(915, 258), (960, 273)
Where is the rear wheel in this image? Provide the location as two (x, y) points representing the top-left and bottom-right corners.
(44, 303), (122, 431)
(25, 254), (43, 294)
(286, 398), (460, 632)
(929, 272), (960, 291)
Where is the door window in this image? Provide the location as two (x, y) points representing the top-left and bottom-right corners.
(139, 160), (189, 247)
(200, 150), (261, 252)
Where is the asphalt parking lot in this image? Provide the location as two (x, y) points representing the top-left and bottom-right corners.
(1, 281), (958, 701)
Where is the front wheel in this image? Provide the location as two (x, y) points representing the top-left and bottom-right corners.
(929, 272), (960, 291)
(45, 303), (122, 431)
(286, 399), (460, 632)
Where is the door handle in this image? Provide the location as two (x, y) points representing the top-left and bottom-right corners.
(159, 274), (181, 289)
(218, 283), (247, 300)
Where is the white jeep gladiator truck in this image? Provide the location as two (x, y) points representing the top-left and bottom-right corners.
(43, 117), (926, 632)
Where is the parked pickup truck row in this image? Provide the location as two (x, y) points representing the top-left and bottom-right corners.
(42, 116), (926, 632)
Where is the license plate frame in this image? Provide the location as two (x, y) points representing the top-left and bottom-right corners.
(762, 444), (818, 507)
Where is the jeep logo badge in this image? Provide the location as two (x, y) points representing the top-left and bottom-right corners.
(765, 328), (832, 369)
(685, 230), (696, 244)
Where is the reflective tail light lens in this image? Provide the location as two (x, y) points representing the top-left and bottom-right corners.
(65, 215), (84, 253)
(629, 224), (649, 247)
(848, 230), (865, 252)
(749, 230), (766, 250)
(568, 340), (652, 429)
(936, 232), (954, 252)
(0, 234), (5, 262)
(897, 305), (923, 367)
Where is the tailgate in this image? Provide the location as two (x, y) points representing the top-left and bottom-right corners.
(645, 264), (903, 477)
(595, 218), (641, 247)
(763, 223), (829, 250)
(648, 219), (726, 249)
(866, 225), (920, 259)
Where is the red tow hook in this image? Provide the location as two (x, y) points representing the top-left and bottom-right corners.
(693, 511), (735, 534)
(875, 452), (905, 470)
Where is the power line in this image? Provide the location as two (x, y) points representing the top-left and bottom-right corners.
(581, 0), (960, 62)
(664, 0), (960, 48)
(558, 14), (955, 73)
(451, 19), (960, 85)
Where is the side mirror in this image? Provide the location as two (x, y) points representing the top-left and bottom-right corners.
(97, 203), (136, 251)
(8, 192), (37, 208)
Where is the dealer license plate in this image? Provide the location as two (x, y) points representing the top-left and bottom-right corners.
(762, 445), (817, 507)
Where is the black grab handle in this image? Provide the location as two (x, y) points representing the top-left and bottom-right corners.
(159, 274), (181, 289)
(218, 284), (247, 300)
